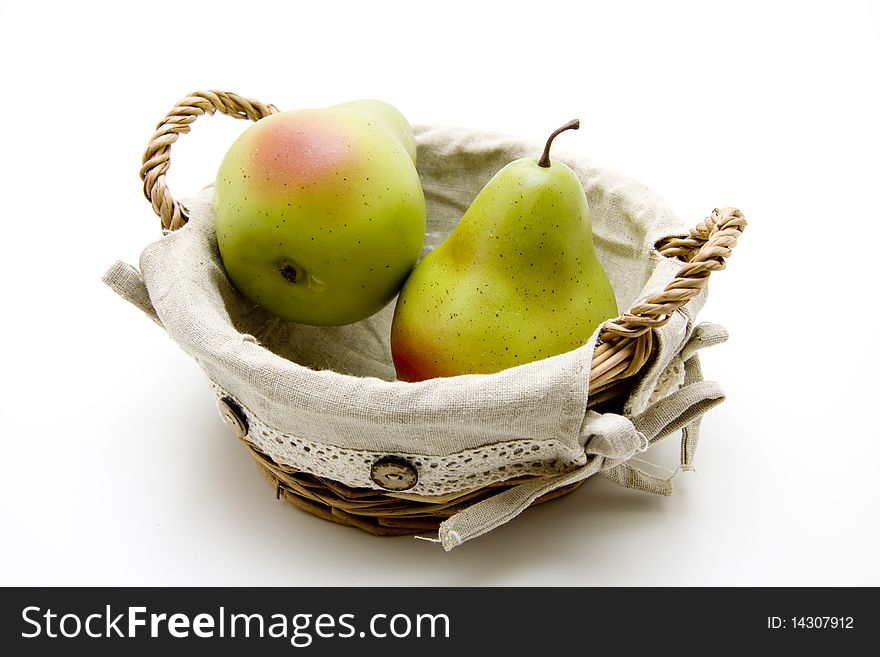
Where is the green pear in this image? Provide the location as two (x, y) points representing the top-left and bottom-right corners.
(214, 100), (425, 326)
(391, 120), (618, 381)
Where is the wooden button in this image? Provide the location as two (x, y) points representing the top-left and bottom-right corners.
(370, 456), (418, 491)
(217, 397), (248, 438)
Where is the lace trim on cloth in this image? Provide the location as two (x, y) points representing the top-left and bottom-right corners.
(209, 384), (587, 496)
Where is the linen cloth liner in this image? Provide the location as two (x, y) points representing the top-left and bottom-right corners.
(103, 125), (727, 549)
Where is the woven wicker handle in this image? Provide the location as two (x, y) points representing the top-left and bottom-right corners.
(588, 206), (746, 401)
(610, 207), (746, 337)
(140, 90), (278, 231)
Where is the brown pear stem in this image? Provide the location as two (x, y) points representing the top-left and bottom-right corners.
(537, 119), (580, 167)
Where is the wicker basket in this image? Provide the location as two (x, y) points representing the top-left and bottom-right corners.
(136, 90), (746, 539)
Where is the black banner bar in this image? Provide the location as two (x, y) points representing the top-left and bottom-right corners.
(1, 587), (871, 655)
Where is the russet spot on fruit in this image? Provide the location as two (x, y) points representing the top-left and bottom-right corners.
(251, 114), (359, 188)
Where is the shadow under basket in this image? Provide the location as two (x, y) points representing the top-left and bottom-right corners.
(109, 90), (746, 549)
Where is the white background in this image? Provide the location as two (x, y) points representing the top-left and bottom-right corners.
(2, 0), (878, 586)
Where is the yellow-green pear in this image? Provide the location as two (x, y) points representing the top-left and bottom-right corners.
(214, 99), (425, 326)
(391, 120), (617, 381)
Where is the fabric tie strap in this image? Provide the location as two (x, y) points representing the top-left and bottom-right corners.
(436, 323), (728, 551)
